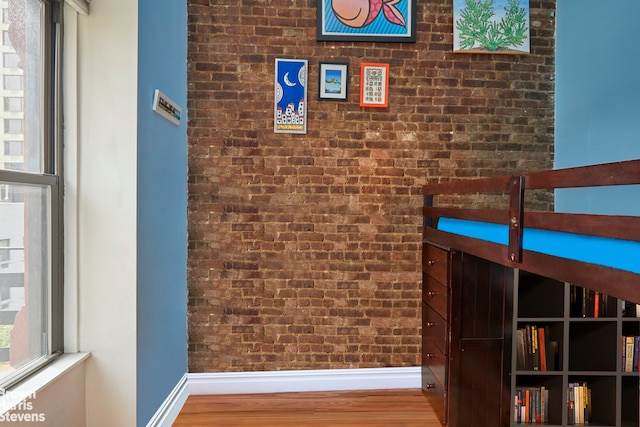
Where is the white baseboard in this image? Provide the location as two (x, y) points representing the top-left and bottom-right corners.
(146, 374), (189, 427)
(187, 366), (421, 395)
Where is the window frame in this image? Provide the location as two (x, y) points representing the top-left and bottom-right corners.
(0, 0), (63, 389)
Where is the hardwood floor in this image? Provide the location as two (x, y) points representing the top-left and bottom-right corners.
(173, 388), (442, 426)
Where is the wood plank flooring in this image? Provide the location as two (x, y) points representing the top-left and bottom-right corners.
(173, 388), (442, 426)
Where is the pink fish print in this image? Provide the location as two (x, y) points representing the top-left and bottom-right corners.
(331, 0), (407, 29)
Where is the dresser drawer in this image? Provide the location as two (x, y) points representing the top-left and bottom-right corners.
(422, 337), (447, 388)
(423, 274), (448, 319)
(421, 367), (448, 425)
(423, 244), (449, 284)
(422, 303), (447, 354)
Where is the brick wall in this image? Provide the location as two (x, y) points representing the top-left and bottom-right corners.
(187, 0), (556, 372)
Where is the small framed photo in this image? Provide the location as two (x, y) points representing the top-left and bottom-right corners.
(318, 62), (348, 101)
(359, 63), (389, 108)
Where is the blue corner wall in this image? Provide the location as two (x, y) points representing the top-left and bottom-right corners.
(136, 0), (188, 425)
(555, 0), (640, 215)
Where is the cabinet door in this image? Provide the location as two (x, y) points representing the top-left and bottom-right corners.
(448, 251), (514, 427)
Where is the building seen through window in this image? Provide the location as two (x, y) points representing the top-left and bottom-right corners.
(0, 0), (62, 388)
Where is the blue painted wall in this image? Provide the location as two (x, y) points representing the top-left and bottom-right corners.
(136, 0), (188, 425)
(555, 0), (640, 215)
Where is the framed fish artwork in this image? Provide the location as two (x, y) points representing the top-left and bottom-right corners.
(274, 58), (308, 134)
(317, 0), (416, 42)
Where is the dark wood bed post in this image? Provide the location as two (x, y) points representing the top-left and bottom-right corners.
(508, 176), (525, 263)
(423, 194), (433, 230)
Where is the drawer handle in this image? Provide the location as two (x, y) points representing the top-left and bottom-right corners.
(427, 291), (437, 297)
(424, 383), (435, 389)
(425, 322), (436, 328)
(425, 353), (435, 359)
(427, 259), (436, 266)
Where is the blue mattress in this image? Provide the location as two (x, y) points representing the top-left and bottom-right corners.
(437, 218), (640, 275)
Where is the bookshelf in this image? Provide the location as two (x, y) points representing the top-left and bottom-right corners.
(511, 270), (640, 426)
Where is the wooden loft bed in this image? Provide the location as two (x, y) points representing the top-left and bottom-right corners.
(422, 158), (640, 304)
(420, 159), (640, 427)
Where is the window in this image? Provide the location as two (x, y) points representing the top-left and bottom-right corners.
(0, 239), (8, 268)
(4, 97), (23, 112)
(2, 75), (21, 90)
(3, 118), (22, 134)
(0, 183), (23, 203)
(0, 0), (62, 388)
(3, 162), (22, 171)
(2, 52), (18, 68)
(3, 140), (22, 156)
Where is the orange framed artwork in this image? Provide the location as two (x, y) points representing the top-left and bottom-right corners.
(359, 63), (389, 108)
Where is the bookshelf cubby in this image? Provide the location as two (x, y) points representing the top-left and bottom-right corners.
(511, 272), (640, 426)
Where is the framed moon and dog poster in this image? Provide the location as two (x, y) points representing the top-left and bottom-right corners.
(274, 58), (308, 134)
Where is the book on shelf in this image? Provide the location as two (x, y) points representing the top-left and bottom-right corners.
(525, 325), (533, 370)
(622, 335), (640, 372)
(635, 336), (640, 373)
(514, 386), (548, 424)
(578, 383), (584, 424)
(587, 388), (592, 425)
(567, 382), (591, 425)
(583, 288), (592, 318)
(626, 336), (634, 372)
(536, 388), (541, 424)
(516, 325), (557, 372)
(531, 325), (540, 371)
(543, 387), (549, 423)
(516, 328), (526, 370)
(548, 340), (558, 371)
(568, 383), (575, 425)
(516, 325), (531, 371)
(622, 300), (640, 317)
(570, 285), (610, 317)
(538, 326), (547, 371)
(570, 286), (578, 317)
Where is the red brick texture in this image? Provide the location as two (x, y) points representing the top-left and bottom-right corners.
(187, 0), (556, 372)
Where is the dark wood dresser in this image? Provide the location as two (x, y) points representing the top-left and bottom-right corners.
(422, 243), (513, 427)
(420, 242), (452, 424)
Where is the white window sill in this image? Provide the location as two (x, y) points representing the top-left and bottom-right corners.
(0, 352), (91, 414)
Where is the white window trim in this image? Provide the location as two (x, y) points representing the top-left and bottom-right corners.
(63, 0), (79, 354)
(0, 352), (90, 416)
(64, 0), (88, 16)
